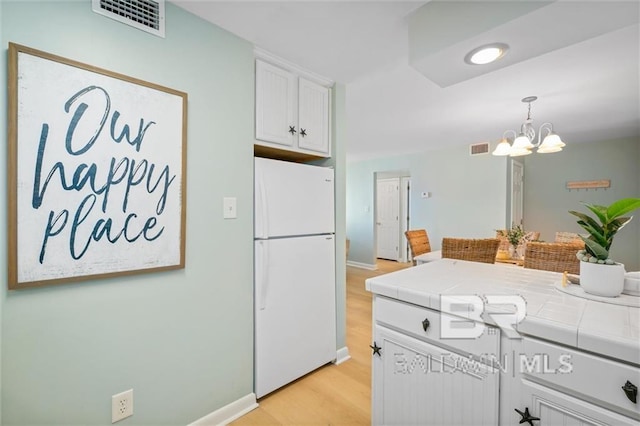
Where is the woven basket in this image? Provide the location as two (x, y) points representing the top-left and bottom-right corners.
(523, 241), (584, 275)
(441, 238), (500, 264)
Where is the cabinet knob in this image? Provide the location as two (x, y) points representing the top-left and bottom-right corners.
(300, 128), (307, 137)
(370, 341), (382, 357)
(514, 407), (540, 425)
(622, 380), (638, 403)
(288, 125), (297, 135)
(421, 318), (430, 332)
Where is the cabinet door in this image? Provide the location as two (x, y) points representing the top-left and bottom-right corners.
(298, 77), (329, 154)
(372, 326), (498, 426)
(255, 59), (296, 146)
(517, 378), (638, 425)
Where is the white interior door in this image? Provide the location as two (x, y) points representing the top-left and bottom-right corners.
(511, 160), (524, 227)
(376, 178), (400, 261)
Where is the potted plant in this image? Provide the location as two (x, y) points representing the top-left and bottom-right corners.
(569, 197), (640, 297)
(497, 225), (526, 259)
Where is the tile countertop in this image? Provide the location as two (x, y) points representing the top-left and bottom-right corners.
(365, 259), (640, 366)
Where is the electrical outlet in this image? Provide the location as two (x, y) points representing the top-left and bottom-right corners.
(112, 389), (133, 423)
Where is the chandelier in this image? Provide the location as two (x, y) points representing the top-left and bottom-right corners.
(492, 96), (565, 157)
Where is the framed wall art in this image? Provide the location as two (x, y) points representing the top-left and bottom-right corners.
(7, 42), (188, 289)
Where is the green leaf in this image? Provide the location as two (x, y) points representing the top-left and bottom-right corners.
(582, 238), (609, 260)
(606, 198), (640, 221)
(604, 217), (632, 249)
(569, 211), (602, 233)
(607, 216), (632, 233)
(576, 220), (606, 246)
(582, 203), (607, 224)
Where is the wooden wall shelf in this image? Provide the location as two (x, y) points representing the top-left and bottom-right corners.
(566, 180), (610, 191)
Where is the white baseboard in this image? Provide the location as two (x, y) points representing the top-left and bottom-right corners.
(189, 393), (258, 426)
(346, 260), (377, 270)
(334, 346), (351, 365)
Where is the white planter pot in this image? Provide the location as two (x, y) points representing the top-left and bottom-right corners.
(580, 261), (625, 297)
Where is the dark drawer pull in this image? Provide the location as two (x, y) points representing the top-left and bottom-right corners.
(421, 318), (430, 332)
(622, 380), (637, 403)
(370, 341), (382, 357)
(514, 407), (539, 425)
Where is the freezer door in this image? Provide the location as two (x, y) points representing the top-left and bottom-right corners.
(255, 235), (336, 398)
(255, 157), (334, 238)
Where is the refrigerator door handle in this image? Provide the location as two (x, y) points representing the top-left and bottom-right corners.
(256, 241), (270, 310)
(256, 168), (269, 239)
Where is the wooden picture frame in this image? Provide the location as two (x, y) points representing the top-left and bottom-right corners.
(7, 43), (188, 289)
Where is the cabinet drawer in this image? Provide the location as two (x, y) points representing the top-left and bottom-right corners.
(523, 337), (640, 419)
(374, 295), (500, 361)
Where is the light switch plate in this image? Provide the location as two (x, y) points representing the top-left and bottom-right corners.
(223, 197), (237, 219)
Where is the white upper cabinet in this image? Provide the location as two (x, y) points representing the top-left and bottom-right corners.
(255, 53), (332, 159)
(297, 78), (329, 154)
(255, 60), (297, 147)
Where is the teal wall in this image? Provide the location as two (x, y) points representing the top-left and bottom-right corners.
(1, 2), (255, 424)
(347, 137), (640, 271)
(524, 137), (640, 270)
(346, 145), (509, 266)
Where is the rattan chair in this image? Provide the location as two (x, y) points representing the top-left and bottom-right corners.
(441, 238), (500, 264)
(405, 229), (432, 265)
(523, 241), (584, 275)
(495, 230), (511, 252)
(555, 231), (583, 244)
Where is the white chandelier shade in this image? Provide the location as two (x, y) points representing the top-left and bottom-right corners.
(492, 96), (566, 157)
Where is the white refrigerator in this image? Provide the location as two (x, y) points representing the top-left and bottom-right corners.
(254, 157), (336, 398)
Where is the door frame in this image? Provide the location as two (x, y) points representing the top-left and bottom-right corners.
(400, 177), (411, 262)
(510, 160), (524, 227)
(374, 171), (411, 263)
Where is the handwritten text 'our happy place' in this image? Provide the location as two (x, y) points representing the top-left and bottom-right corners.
(32, 85), (177, 263)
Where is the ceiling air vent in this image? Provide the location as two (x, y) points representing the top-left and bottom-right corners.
(470, 142), (490, 156)
(92, 0), (165, 38)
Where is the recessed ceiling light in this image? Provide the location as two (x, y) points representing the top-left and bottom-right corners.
(464, 43), (509, 65)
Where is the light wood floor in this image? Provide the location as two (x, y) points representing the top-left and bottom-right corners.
(231, 259), (411, 425)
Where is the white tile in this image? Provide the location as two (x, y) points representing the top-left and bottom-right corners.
(366, 259), (640, 364)
(517, 316), (578, 347)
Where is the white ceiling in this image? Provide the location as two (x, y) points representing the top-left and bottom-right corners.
(174, 1), (640, 162)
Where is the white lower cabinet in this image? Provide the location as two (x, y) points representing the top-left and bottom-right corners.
(518, 378), (638, 425)
(515, 337), (640, 425)
(371, 296), (500, 425)
(371, 296), (640, 426)
(372, 326), (499, 425)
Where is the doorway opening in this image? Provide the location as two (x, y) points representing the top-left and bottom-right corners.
(374, 171), (411, 262)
